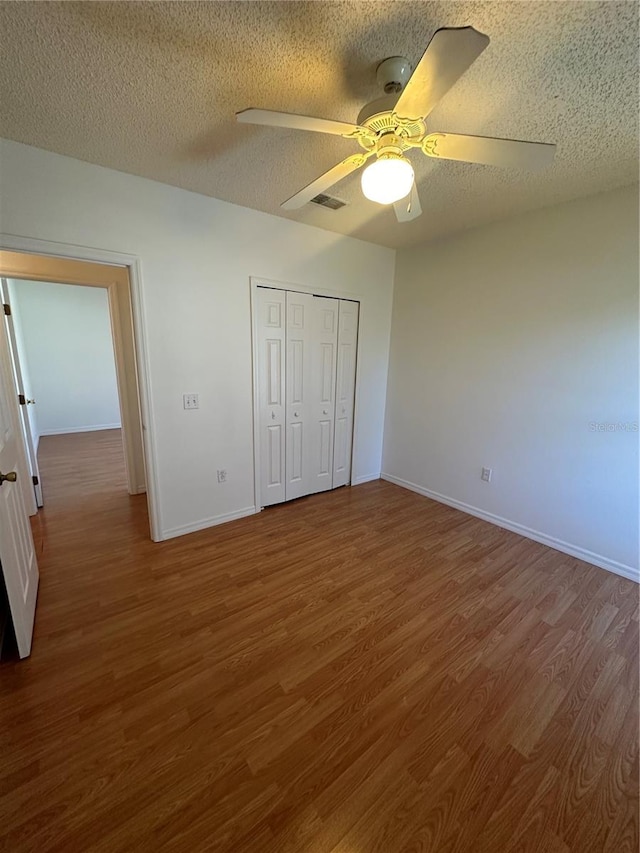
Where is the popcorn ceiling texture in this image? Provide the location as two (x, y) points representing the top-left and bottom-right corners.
(0, 1), (637, 249)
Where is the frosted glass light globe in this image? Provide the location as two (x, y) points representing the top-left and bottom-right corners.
(361, 156), (414, 205)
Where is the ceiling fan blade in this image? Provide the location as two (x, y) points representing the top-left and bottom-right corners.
(394, 26), (490, 121)
(281, 152), (373, 210)
(237, 108), (370, 139)
(394, 181), (422, 222)
(423, 132), (556, 170)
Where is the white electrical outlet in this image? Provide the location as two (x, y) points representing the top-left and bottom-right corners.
(481, 467), (492, 483)
(183, 393), (199, 410)
(217, 469), (227, 483)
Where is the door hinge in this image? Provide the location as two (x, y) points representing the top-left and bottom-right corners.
(3, 303), (10, 316)
(18, 394), (26, 405)
(32, 476), (39, 486)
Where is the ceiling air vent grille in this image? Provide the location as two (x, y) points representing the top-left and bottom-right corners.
(310, 193), (347, 210)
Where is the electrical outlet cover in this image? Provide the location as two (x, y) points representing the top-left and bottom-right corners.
(183, 393), (199, 410)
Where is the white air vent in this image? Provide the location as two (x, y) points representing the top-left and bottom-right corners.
(310, 193), (347, 210)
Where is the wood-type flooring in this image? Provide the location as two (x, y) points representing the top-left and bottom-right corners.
(0, 430), (637, 851)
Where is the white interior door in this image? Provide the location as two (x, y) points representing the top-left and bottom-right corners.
(256, 287), (286, 507)
(333, 300), (359, 488)
(1, 279), (42, 510)
(285, 291), (314, 501)
(0, 302), (39, 658)
(308, 297), (338, 495)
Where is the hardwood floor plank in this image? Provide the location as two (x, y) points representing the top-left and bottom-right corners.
(0, 430), (636, 852)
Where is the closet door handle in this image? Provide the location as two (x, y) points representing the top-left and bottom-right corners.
(323, 409), (328, 415)
(271, 411), (276, 420)
(294, 411), (299, 418)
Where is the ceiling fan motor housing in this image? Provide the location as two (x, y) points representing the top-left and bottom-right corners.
(376, 56), (412, 94)
(358, 57), (425, 141)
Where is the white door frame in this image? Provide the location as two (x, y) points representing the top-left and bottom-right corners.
(250, 276), (361, 513)
(0, 234), (161, 542)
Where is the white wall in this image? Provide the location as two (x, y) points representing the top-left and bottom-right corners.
(0, 139), (395, 539)
(8, 280), (121, 436)
(383, 185), (639, 579)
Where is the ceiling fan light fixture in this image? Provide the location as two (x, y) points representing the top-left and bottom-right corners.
(239, 27), (555, 220)
(361, 155), (414, 205)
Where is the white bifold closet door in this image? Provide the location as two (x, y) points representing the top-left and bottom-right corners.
(256, 287), (358, 508)
(284, 290), (314, 501)
(286, 291), (338, 499)
(333, 300), (359, 488)
(256, 287), (287, 507)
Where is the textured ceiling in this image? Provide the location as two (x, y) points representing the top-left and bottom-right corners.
(0, 1), (638, 249)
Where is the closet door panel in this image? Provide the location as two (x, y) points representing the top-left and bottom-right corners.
(333, 300), (359, 487)
(308, 297), (339, 495)
(256, 287), (286, 506)
(285, 291), (313, 500)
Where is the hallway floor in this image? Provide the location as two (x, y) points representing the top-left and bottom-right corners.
(0, 430), (637, 852)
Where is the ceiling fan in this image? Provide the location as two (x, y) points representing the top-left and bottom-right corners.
(236, 26), (556, 222)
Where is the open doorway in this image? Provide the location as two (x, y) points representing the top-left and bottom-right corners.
(2, 277), (128, 508)
(0, 249), (156, 540)
(0, 246), (158, 657)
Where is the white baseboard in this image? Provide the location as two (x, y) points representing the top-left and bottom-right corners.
(39, 423), (122, 436)
(381, 473), (639, 584)
(351, 472), (381, 485)
(161, 505), (257, 541)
